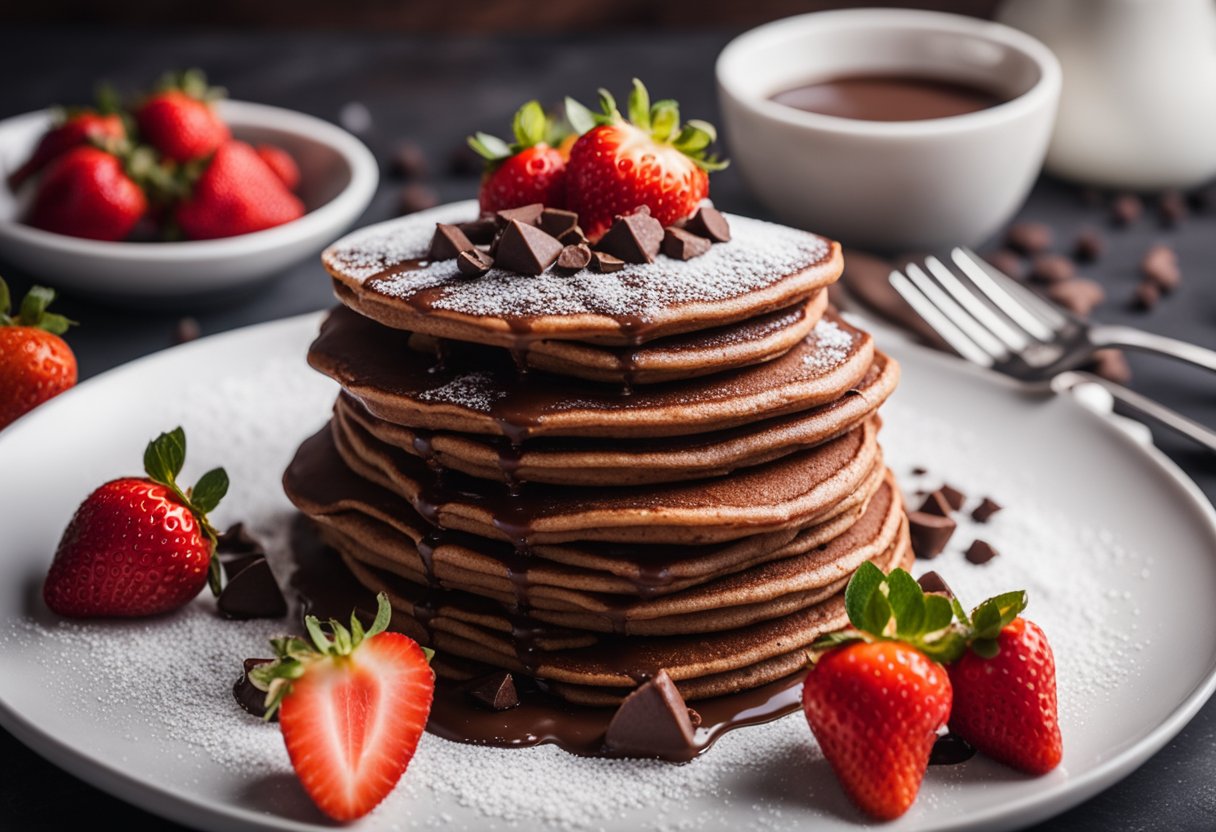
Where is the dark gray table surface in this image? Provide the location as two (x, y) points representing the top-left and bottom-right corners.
(1, 25), (1214, 832)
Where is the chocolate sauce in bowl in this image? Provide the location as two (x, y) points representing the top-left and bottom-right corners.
(771, 75), (1006, 122)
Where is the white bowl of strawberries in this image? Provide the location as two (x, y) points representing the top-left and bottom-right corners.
(0, 76), (378, 302)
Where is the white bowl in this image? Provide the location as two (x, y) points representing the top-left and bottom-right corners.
(717, 9), (1061, 252)
(0, 100), (379, 301)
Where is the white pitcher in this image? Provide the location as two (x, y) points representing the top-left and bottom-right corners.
(997, 0), (1216, 189)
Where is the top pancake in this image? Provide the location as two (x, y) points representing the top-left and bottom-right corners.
(322, 200), (843, 348)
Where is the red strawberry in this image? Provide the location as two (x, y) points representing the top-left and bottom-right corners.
(469, 100), (568, 213)
(563, 79), (727, 240)
(8, 110), (125, 190)
(44, 427), (228, 617)
(0, 279), (77, 430)
(251, 594), (434, 822)
(28, 145), (148, 241)
(948, 615), (1063, 775)
(255, 144), (300, 191)
(176, 141), (305, 240)
(136, 69), (230, 163)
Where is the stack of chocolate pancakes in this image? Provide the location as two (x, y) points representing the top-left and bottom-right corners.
(284, 200), (907, 711)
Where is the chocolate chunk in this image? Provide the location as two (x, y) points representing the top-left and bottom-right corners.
(604, 670), (695, 759)
(1029, 253), (1076, 284)
(939, 484), (966, 511)
(1158, 190), (1188, 227)
(1047, 278), (1106, 317)
(597, 209), (664, 264)
(1088, 348), (1133, 384)
(455, 216), (498, 245)
(221, 553), (263, 583)
(234, 658), (276, 720)
(983, 249), (1024, 280)
(217, 523), (262, 555)
(918, 490), (953, 518)
(916, 570), (954, 599)
(661, 227), (711, 261)
(495, 203), (544, 228)
(1110, 193), (1143, 226)
(391, 140), (428, 179)
(217, 558), (287, 620)
(467, 671), (519, 711)
(1004, 221), (1053, 255)
(428, 223), (475, 260)
(908, 511), (957, 560)
(558, 225), (588, 246)
(591, 250), (625, 273)
(911, 466), (929, 476)
(964, 539), (1000, 565)
(447, 143), (483, 177)
(456, 248), (494, 277)
(1131, 280), (1160, 311)
(556, 243), (592, 272)
(1072, 227), (1104, 263)
(970, 497), (1003, 523)
(539, 207), (579, 238)
(398, 183), (439, 215)
(1141, 244), (1181, 291)
(493, 220), (563, 275)
(172, 317), (200, 345)
(930, 733), (976, 765)
(684, 205), (731, 243)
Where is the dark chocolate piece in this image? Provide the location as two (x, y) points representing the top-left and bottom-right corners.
(930, 733), (976, 765)
(1158, 190), (1188, 227)
(939, 484), (966, 511)
(234, 658), (276, 720)
(495, 203), (544, 228)
(467, 671), (520, 711)
(391, 141), (428, 179)
(1004, 221), (1053, 255)
(398, 183), (439, 215)
(217, 558), (287, 620)
(221, 553), (262, 583)
(684, 205), (731, 243)
(918, 490), (953, 518)
(591, 251), (625, 274)
(908, 511), (957, 559)
(493, 220), (563, 275)
(964, 539), (1000, 565)
(1029, 253), (1076, 284)
(596, 209), (664, 264)
(217, 522), (263, 556)
(1072, 227), (1104, 263)
(603, 670), (695, 759)
(1131, 280), (1160, 311)
(456, 248), (494, 277)
(983, 249), (1024, 280)
(172, 317), (200, 345)
(911, 466), (929, 476)
(556, 243), (592, 272)
(1141, 244), (1181, 292)
(1110, 193), (1143, 226)
(916, 570), (955, 599)
(428, 223), (475, 260)
(662, 227), (711, 261)
(1088, 348), (1133, 384)
(455, 217), (498, 245)
(970, 497), (1003, 523)
(539, 207), (580, 238)
(1046, 278), (1106, 317)
(558, 225), (588, 246)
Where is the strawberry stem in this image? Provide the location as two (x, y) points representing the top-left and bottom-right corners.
(0, 278), (75, 334)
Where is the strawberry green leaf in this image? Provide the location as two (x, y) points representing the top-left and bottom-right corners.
(208, 552), (223, 597)
(511, 100), (547, 150)
(844, 561), (884, 630)
(143, 427), (187, 487)
(467, 132), (512, 162)
(368, 592), (392, 638)
(565, 97), (598, 136)
(627, 79), (651, 132)
(421, 645), (436, 663)
(191, 467), (229, 515)
(0, 278), (12, 321)
(951, 596), (971, 627)
(649, 100), (680, 143)
(887, 568), (926, 637)
(305, 615), (332, 655)
(987, 590), (1028, 629)
(919, 629), (968, 664)
(971, 637), (1000, 659)
(596, 88), (620, 121)
(683, 119), (717, 144)
(331, 619), (353, 655)
(17, 286), (53, 324)
(923, 594), (955, 633)
(349, 611), (366, 647)
(810, 630), (867, 653)
(692, 154), (730, 173)
(862, 584), (893, 636)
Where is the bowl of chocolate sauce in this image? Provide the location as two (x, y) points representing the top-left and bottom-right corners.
(717, 9), (1060, 251)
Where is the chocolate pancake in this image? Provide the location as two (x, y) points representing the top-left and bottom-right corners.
(309, 305), (874, 441)
(326, 411), (883, 545)
(322, 200), (843, 348)
(333, 351), (897, 487)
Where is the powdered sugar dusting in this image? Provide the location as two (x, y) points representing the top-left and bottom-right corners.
(323, 200), (831, 322)
(801, 319), (854, 373)
(417, 371), (507, 412)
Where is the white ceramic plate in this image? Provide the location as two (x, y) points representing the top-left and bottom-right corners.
(0, 102), (379, 301)
(0, 312), (1214, 832)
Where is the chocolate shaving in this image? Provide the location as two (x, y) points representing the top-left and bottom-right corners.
(591, 251), (625, 273)
(539, 207), (579, 238)
(495, 203), (544, 227)
(428, 223), (475, 260)
(684, 205), (731, 242)
(916, 570), (954, 599)
(456, 248), (494, 277)
(234, 658), (276, 720)
(911, 466), (928, 476)
(493, 220), (563, 275)
(217, 558), (287, 620)
(939, 484), (966, 511)
(930, 733), (976, 765)
(467, 671), (519, 711)
(556, 243), (592, 272)
(604, 670), (695, 759)
(964, 539), (1000, 565)
(455, 216), (498, 245)
(596, 209), (664, 264)
(908, 511), (956, 560)
(662, 227), (711, 261)
(558, 225), (588, 246)
(918, 490), (953, 518)
(971, 497), (1003, 523)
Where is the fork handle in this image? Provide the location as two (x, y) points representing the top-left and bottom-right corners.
(1060, 371), (1216, 453)
(1089, 324), (1216, 374)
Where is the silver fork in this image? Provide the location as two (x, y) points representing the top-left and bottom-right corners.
(890, 247), (1216, 452)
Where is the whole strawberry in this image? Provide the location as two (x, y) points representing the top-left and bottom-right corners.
(44, 427), (228, 617)
(0, 278), (76, 430)
(255, 144), (300, 191)
(948, 609), (1062, 775)
(251, 593), (435, 821)
(8, 107), (126, 191)
(136, 69), (230, 163)
(803, 564), (963, 820)
(469, 100), (568, 214)
(176, 140), (305, 240)
(564, 79), (727, 240)
(28, 145), (149, 241)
